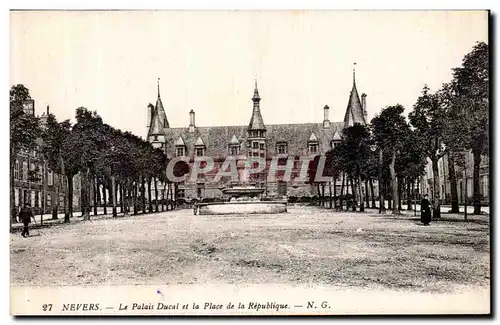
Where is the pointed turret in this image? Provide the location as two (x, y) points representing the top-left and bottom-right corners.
(343, 63), (366, 128)
(155, 78), (169, 128)
(248, 80), (266, 131)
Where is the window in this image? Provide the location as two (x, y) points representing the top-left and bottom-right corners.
(253, 152), (259, 157)
(331, 140), (340, 149)
(22, 162), (28, 181)
(229, 145), (240, 156)
(47, 193), (52, 207)
(14, 189), (19, 206)
(30, 191), (35, 206)
(177, 189), (185, 199)
(309, 143), (318, 154)
(196, 147), (205, 156)
(176, 146), (186, 157)
(48, 170), (53, 186)
(153, 135), (158, 141)
(14, 160), (19, 180)
(259, 143), (265, 150)
(276, 142), (288, 154)
(38, 164), (43, 184)
(252, 142), (259, 149)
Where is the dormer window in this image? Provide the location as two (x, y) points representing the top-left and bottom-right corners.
(228, 135), (240, 156)
(276, 142), (288, 154)
(175, 136), (187, 156)
(331, 140), (341, 149)
(196, 147), (205, 156)
(309, 143), (318, 154)
(194, 136), (206, 156)
(153, 135), (158, 141)
(176, 146), (186, 157)
(308, 132), (319, 154)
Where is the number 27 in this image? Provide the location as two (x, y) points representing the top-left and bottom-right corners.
(42, 304), (53, 311)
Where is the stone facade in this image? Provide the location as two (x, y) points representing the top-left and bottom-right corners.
(146, 72), (369, 201)
(12, 105), (83, 217)
(420, 152), (489, 205)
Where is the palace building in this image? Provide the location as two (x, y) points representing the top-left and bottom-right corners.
(146, 70), (368, 201)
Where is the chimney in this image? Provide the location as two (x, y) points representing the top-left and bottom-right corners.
(323, 105), (330, 128)
(361, 93), (367, 117)
(46, 105), (50, 115)
(189, 109), (196, 132)
(146, 103), (154, 128)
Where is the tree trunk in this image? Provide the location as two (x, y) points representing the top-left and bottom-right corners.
(154, 177), (159, 212)
(464, 163), (468, 221)
(102, 178), (108, 215)
(111, 175), (117, 217)
(52, 168), (60, 220)
(397, 177), (403, 211)
(328, 181), (332, 209)
(141, 176), (146, 213)
(358, 175), (364, 212)
(407, 178), (412, 211)
(350, 176), (356, 211)
(364, 179), (369, 208)
(431, 158), (441, 219)
(321, 183), (326, 207)
(340, 172), (345, 211)
(162, 183), (166, 212)
(472, 149), (482, 215)
(66, 173), (74, 222)
(133, 181), (138, 215)
(60, 157), (68, 222)
(378, 149), (386, 213)
(333, 177), (337, 210)
(81, 169), (91, 221)
(447, 153), (459, 213)
(370, 179), (376, 209)
(389, 149), (400, 215)
(96, 177), (101, 209)
(173, 183), (178, 210)
(93, 176), (98, 216)
(120, 181), (126, 214)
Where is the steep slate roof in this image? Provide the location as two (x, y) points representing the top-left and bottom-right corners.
(163, 122), (344, 159)
(148, 109), (164, 136)
(343, 76), (366, 128)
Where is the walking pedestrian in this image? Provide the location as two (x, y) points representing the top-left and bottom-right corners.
(420, 194), (432, 226)
(19, 203), (35, 237)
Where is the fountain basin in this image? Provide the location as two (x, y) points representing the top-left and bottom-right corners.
(197, 200), (287, 215)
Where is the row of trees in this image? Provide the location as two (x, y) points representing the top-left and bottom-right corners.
(311, 41), (488, 219)
(10, 88), (184, 226)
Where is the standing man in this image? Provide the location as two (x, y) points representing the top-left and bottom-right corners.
(420, 194), (432, 226)
(19, 203), (35, 237)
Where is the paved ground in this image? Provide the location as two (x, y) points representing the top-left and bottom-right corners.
(10, 206), (490, 295)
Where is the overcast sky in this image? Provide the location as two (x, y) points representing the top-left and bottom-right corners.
(10, 10), (488, 138)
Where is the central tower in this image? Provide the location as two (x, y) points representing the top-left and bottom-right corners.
(247, 80), (267, 158)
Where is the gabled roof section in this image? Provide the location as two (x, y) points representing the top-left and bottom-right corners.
(229, 134), (239, 145)
(308, 132), (318, 142)
(332, 131), (342, 141)
(174, 136), (186, 146)
(195, 136), (205, 147)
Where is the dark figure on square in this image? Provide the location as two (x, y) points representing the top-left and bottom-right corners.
(19, 203), (34, 237)
(420, 194), (432, 226)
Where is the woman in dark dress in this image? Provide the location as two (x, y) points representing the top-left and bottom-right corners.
(420, 194), (432, 226)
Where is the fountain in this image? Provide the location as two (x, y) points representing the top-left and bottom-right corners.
(195, 156), (287, 215)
